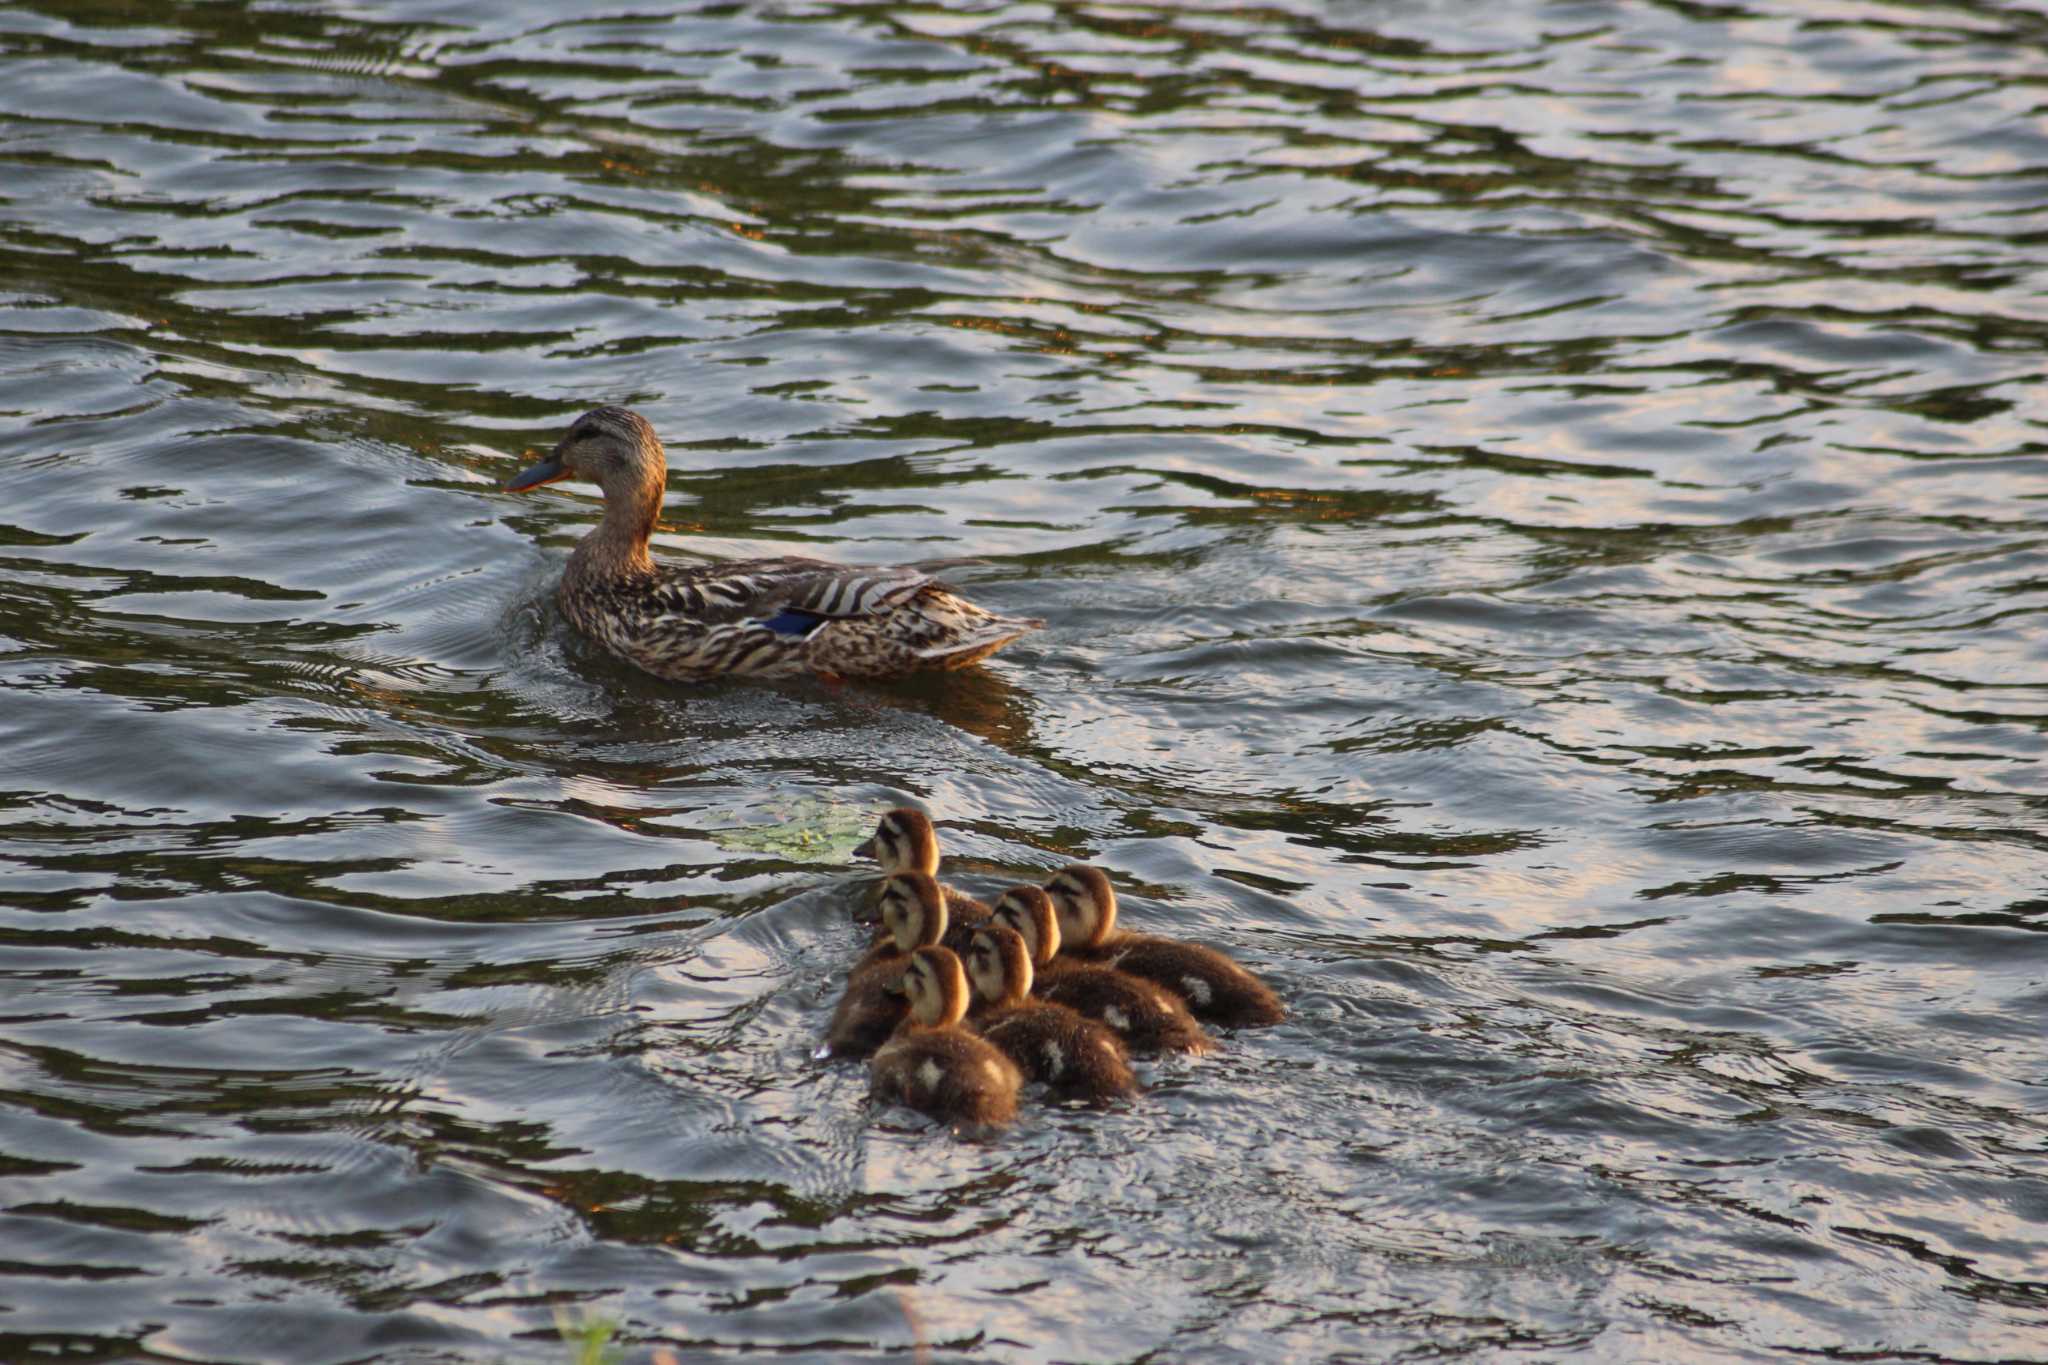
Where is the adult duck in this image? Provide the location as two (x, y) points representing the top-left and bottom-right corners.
(505, 406), (1042, 681)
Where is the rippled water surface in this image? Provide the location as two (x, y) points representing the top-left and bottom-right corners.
(4, 1), (2047, 1360)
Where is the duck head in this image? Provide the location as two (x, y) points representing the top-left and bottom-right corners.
(505, 405), (664, 497)
(967, 925), (1034, 1008)
(1045, 864), (1118, 950)
(991, 885), (1060, 967)
(855, 807), (941, 877)
(901, 945), (971, 1029)
(878, 871), (947, 953)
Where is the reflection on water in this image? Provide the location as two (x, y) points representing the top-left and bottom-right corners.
(2, 1), (2046, 1360)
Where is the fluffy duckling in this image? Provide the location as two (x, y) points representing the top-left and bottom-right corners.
(870, 946), (1023, 1127)
(966, 925), (1137, 1103)
(1044, 865), (1285, 1027)
(819, 872), (951, 1060)
(855, 807), (992, 930)
(988, 887), (1213, 1056)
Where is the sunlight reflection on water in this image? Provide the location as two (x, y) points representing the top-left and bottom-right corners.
(1, 0), (2046, 1360)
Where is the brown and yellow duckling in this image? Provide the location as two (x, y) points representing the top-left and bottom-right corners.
(988, 886), (1213, 1056)
(1044, 865), (1284, 1028)
(818, 872), (951, 1060)
(870, 946), (1023, 1128)
(965, 924), (1137, 1104)
(854, 807), (992, 932)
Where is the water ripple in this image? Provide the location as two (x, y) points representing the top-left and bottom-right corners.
(4, 1), (2048, 1360)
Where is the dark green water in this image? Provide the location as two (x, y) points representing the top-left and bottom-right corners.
(2, 2), (2045, 1361)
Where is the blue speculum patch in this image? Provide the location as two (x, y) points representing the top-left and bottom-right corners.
(758, 608), (825, 637)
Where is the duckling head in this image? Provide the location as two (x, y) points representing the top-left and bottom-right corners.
(855, 807), (942, 877)
(1045, 864), (1118, 950)
(991, 885), (1060, 967)
(967, 925), (1034, 1008)
(902, 945), (972, 1029)
(505, 405), (664, 501)
(878, 871), (948, 952)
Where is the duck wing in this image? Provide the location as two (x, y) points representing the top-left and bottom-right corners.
(647, 557), (932, 628)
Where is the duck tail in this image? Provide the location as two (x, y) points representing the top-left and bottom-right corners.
(917, 613), (1044, 669)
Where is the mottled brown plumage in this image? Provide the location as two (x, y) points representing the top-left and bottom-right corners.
(505, 406), (1041, 680)
(870, 946), (1023, 1127)
(1045, 865), (1285, 1028)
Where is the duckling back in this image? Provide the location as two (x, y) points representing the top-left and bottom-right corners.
(1036, 964), (1212, 1056)
(868, 946), (1024, 1127)
(870, 1027), (1023, 1127)
(819, 954), (910, 1061)
(978, 1002), (1136, 1102)
(1102, 937), (1285, 1028)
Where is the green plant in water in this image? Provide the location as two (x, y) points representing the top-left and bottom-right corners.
(708, 798), (877, 864)
(554, 1308), (623, 1365)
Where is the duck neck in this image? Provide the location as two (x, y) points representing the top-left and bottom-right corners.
(569, 468), (661, 584)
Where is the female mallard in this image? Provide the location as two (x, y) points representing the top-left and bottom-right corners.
(505, 406), (1043, 681)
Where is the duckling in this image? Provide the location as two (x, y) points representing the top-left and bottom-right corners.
(504, 406), (1042, 682)
(1045, 865), (1285, 1027)
(965, 925), (1137, 1103)
(870, 946), (1023, 1127)
(818, 872), (951, 1060)
(854, 807), (992, 931)
(988, 886), (1214, 1056)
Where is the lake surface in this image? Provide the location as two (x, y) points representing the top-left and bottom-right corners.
(2, 1), (2046, 1360)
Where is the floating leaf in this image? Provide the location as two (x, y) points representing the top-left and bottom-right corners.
(707, 798), (877, 864)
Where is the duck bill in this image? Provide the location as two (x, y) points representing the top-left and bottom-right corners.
(504, 453), (567, 492)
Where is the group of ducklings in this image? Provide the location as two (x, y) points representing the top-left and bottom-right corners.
(818, 809), (1285, 1127)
